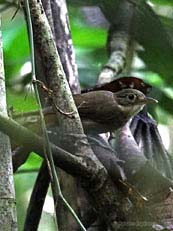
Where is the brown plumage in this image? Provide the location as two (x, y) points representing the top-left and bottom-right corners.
(74, 89), (157, 134)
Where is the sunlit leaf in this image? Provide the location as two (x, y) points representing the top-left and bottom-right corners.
(7, 90), (38, 112)
(19, 152), (42, 170)
(150, 0), (173, 6)
(71, 22), (107, 48)
(2, 12), (30, 79)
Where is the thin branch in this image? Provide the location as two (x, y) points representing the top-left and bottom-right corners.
(24, 161), (50, 231)
(42, 0), (55, 36)
(12, 146), (31, 172)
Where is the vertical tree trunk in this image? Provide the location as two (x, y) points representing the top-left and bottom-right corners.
(42, 1), (81, 230)
(0, 20), (17, 230)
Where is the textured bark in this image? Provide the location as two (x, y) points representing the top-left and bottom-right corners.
(41, 1), (80, 230)
(7, 0), (173, 230)
(0, 112), (129, 230)
(20, 1), (127, 230)
(42, 0), (55, 35)
(98, 0), (136, 83)
(0, 22), (17, 231)
(51, 0), (80, 94)
(2, 105), (173, 230)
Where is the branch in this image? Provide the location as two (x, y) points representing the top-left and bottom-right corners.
(51, 0), (80, 94)
(12, 146), (30, 172)
(24, 2), (129, 229)
(3, 108), (173, 229)
(23, 161), (50, 231)
(0, 113), (90, 177)
(0, 112), (130, 230)
(98, 0), (136, 83)
(42, 0), (55, 36)
(41, 0), (80, 229)
(116, 123), (173, 200)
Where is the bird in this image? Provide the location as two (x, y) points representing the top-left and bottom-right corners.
(13, 87), (157, 136)
(73, 88), (157, 134)
(81, 76), (152, 95)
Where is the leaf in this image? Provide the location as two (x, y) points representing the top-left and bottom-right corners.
(2, 13), (30, 79)
(150, 0), (173, 6)
(70, 8), (107, 48)
(79, 1), (173, 85)
(75, 47), (107, 87)
(149, 86), (173, 118)
(19, 152), (42, 170)
(7, 90), (38, 112)
(15, 170), (56, 231)
(133, 2), (173, 85)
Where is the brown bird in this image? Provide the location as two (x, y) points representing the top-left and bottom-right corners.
(82, 76), (152, 95)
(13, 88), (157, 136)
(74, 88), (157, 134)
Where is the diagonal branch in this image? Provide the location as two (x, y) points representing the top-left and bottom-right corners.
(32, 0), (81, 229)
(0, 112), (130, 230)
(98, 0), (136, 83)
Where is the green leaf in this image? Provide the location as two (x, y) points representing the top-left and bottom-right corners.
(71, 22), (107, 48)
(7, 90), (38, 112)
(19, 152), (42, 170)
(75, 47), (107, 87)
(134, 2), (173, 85)
(2, 13), (30, 79)
(150, 0), (173, 5)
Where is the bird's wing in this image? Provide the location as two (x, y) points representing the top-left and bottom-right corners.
(73, 91), (118, 123)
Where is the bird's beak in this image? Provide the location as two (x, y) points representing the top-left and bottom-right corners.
(145, 97), (158, 104)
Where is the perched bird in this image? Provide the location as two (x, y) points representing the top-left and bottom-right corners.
(13, 84), (157, 135)
(74, 88), (157, 134)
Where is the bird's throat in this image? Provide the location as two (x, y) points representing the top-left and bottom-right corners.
(120, 104), (145, 118)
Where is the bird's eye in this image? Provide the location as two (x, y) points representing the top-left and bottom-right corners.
(127, 94), (136, 102)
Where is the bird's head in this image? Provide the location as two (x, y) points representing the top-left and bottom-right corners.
(115, 89), (158, 117)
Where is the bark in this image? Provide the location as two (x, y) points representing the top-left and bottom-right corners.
(20, 0), (127, 230)
(4, 0), (173, 230)
(41, 1), (80, 229)
(0, 21), (17, 231)
(2, 106), (173, 230)
(51, 0), (80, 94)
(12, 108), (173, 193)
(0, 112), (129, 230)
(98, 0), (136, 83)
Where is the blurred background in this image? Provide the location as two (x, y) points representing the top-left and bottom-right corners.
(1, 0), (173, 230)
